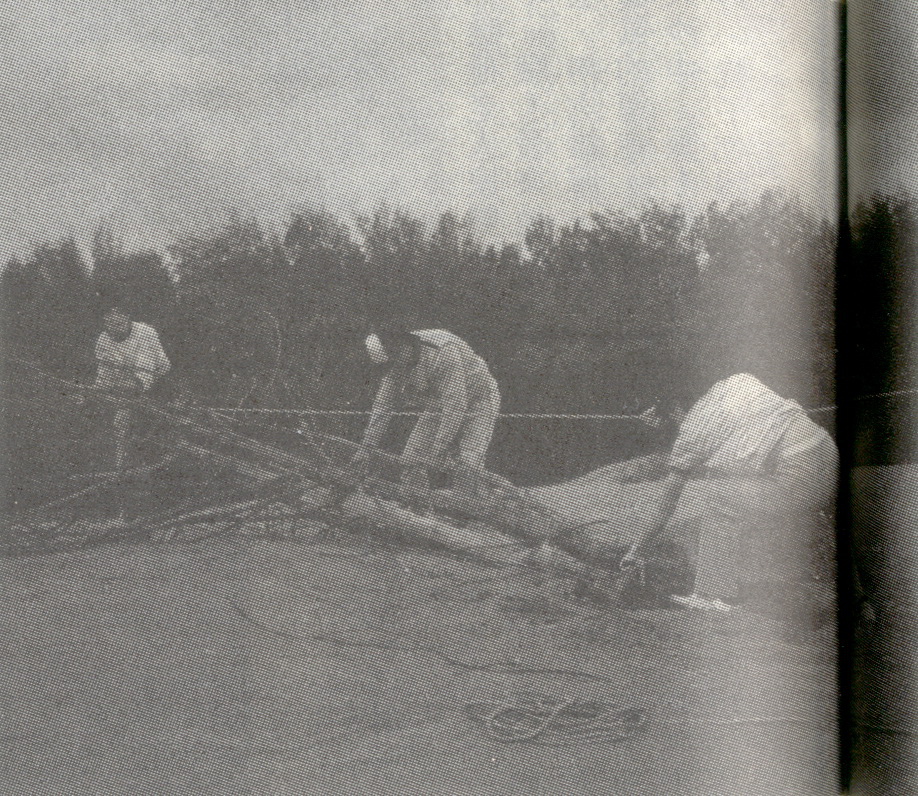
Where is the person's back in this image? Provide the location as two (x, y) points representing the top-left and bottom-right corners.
(669, 373), (832, 483)
(411, 329), (497, 405)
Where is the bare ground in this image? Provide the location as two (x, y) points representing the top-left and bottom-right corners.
(1, 523), (838, 794)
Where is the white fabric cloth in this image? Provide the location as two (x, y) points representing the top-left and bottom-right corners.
(94, 322), (171, 392)
(408, 329), (498, 407)
(668, 373), (827, 477)
(365, 333), (388, 364)
(411, 329), (466, 349)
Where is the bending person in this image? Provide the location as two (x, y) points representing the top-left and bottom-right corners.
(622, 373), (838, 612)
(359, 329), (500, 497)
(93, 306), (171, 471)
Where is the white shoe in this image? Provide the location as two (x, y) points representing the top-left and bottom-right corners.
(671, 593), (731, 612)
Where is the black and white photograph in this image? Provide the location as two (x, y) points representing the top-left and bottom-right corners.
(846, 1), (918, 792)
(0, 0), (912, 793)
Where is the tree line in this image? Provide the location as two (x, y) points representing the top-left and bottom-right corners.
(9, 189), (902, 502)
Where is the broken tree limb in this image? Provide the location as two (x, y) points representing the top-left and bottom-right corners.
(339, 489), (529, 565)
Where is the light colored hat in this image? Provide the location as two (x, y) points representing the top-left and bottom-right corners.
(365, 333), (389, 364)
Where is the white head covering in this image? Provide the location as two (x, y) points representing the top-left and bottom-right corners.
(365, 333), (389, 364)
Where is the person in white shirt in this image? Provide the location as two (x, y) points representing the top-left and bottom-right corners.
(622, 373), (838, 612)
(359, 329), (501, 497)
(93, 307), (171, 470)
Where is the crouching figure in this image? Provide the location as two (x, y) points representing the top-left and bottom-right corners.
(621, 373), (838, 612)
(358, 329), (500, 503)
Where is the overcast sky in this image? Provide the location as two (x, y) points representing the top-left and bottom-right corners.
(848, 0), (918, 206)
(1, 0), (839, 260)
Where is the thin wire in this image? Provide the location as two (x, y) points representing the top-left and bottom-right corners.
(228, 598), (621, 686)
(855, 387), (918, 401)
(208, 408), (647, 419)
(150, 406), (843, 419)
(4, 351), (849, 418)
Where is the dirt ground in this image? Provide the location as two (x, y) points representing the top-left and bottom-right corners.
(1, 523), (838, 794)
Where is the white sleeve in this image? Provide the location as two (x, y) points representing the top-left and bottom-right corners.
(667, 392), (722, 472)
(150, 331), (171, 379)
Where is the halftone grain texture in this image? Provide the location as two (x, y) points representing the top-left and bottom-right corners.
(0, 536), (838, 794)
(1, 0), (843, 793)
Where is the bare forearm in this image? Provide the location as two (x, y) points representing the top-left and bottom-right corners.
(634, 471), (687, 551)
